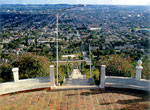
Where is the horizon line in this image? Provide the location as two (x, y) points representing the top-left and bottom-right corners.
(0, 3), (149, 6)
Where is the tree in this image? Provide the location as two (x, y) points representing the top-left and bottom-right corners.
(57, 65), (67, 84)
(12, 53), (51, 79)
(142, 56), (150, 79)
(81, 64), (100, 84)
(0, 63), (13, 82)
(25, 35), (29, 46)
(100, 54), (135, 77)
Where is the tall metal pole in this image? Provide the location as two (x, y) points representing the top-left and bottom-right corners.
(55, 5), (85, 85)
(56, 13), (59, 85)
(89, 45), (91, 78)
(67, 57), (69, 77)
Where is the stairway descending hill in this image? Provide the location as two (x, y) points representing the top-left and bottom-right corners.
(64, 69), (90, 86)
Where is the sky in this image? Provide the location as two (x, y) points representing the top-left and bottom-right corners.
(0, 0), (150, 6)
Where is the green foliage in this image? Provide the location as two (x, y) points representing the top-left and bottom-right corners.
(12, 53), (51, 79)
(140, 38), (149, 48)
(81, 64), (100, 83)
(57, 65), (67, 84)
(142, 56), (150, 79)
(0, 63), (13, 82)
(99, 54), (135, 77)
(8, 38), (23, 49)
(55, 63), (75, 85)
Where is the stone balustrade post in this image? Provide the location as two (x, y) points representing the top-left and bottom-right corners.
(50, 65), (56, 86)
(99, 65), (106, 89)
(63, 77), (66, 83)
(135, 60), (143, 80)
(12, 68), (19, 82)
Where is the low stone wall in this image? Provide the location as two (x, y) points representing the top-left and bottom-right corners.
(99, 61), (150, 91)
(0, 77), (50, 95)
(0, 76), (149, 96)
(105, 76), (150, 91)
(1, 63), (150, 95)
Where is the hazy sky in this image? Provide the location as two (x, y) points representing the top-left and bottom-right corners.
(0, 0), (150, 5)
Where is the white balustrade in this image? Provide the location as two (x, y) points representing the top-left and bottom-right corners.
(135, 60), (143, 80)
(99, 65), (106, 89)
(50, 65), (56, 86)
(12, 68), (19, 82)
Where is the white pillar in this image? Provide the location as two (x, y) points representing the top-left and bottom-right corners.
(99, 65), (106, 89)
(135, 60), (143, 80)
(50, 65), (56, 86)
(12, 68), (19, 82)
(63, 77), (66, 83)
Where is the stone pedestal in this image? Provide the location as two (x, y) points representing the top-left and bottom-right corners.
(63, 77), (66, 83)
(135, 60), (143, 80)
(50, 65), (56, 86)
(12, 68), (19, 82)
(136, 66), (143, 80)
(99, 65), (106, 89)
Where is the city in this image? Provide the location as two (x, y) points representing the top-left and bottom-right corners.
(0, 3), (150, 110)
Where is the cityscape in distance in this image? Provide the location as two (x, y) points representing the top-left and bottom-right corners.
(0, 4), (150, 82)
(0, 2), (150, 110)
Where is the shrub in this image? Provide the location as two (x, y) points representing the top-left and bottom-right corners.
(100, 54), (135, 77)
(0, 63), (13, 82)
(57, 65), (67, 85)
(81, 64), (100, 84)
(142, 56), (150, 79)
(12, 53), (51, 79)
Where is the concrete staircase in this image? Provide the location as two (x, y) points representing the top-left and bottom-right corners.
(64, 69), (90, 86)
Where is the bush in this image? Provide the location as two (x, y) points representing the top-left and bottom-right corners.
(142, 56), (150, 79)
(57, 65), (67, 85)
(100, 54), (135, 77)
(0, 63), (13, 82)
(81, 64), (100, 84)
(12, 53), (51, 79)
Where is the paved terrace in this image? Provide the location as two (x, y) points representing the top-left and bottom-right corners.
(0, 88), (149, 110)
(0, 63), (150, 110)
